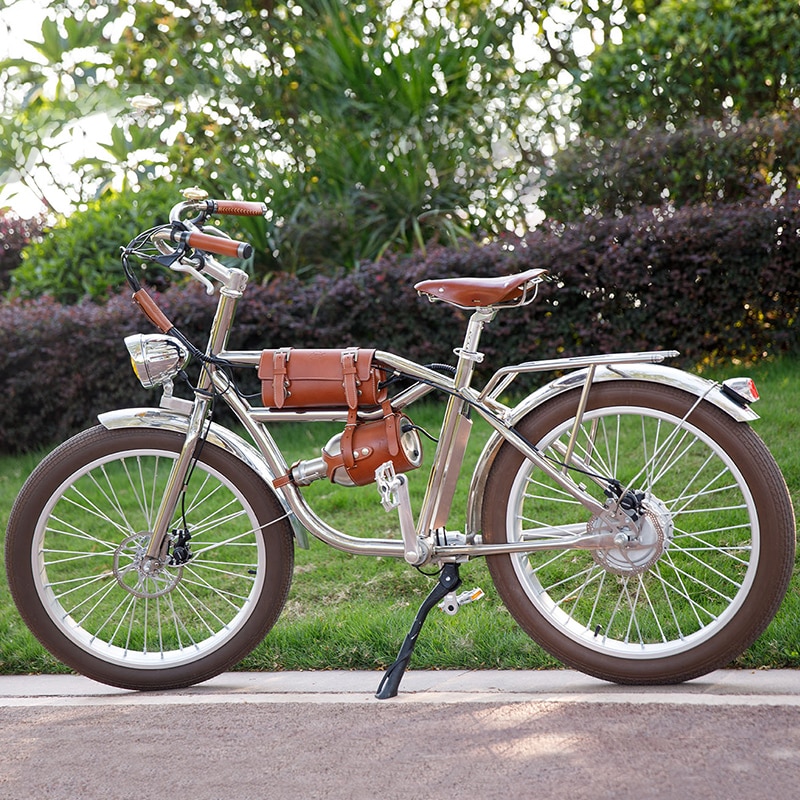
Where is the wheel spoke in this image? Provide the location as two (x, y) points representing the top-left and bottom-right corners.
(27, 434), (276, 669)
(6, 427), (293, 690)
(496, 389), (770, 663)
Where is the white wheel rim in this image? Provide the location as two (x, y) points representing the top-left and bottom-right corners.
(505, 404), (760, 659)
(32, 447), (267, 670)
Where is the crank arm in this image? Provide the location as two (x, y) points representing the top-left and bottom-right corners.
(376, 463), (429, 565)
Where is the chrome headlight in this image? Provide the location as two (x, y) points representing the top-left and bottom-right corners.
(125, 334), (190, 388)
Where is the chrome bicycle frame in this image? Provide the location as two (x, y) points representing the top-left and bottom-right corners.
(140, 262), (687, 567)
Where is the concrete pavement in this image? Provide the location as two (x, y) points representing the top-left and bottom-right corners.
(1, 667), (799, 706)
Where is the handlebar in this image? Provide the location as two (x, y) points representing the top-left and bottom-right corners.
(158, 196), (263, 260)
(207, 200), (266, 216)
(124, 195), (263, 329)
(157, 228), (253, 260)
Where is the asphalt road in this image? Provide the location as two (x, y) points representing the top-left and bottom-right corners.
(2, 669), (799, 800)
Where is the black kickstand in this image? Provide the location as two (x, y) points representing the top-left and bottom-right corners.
(375, 563), (461, 700)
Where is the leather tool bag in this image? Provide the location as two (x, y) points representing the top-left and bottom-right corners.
(322, 412), (421, 486)
(259, 348), (421, 487)
(258, 348), (386, 409)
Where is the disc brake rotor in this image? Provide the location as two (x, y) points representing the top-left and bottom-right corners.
(590, 496), (674, 577)
(113, 533), (183, 598)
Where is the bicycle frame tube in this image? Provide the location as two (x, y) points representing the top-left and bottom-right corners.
(140, 275), (690, 563)
(210, 372), (406, 557)
(208, 310), (618, 555)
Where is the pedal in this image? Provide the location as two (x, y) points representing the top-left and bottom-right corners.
(375, 462), (400, 512)
(439, 587), (485, 615)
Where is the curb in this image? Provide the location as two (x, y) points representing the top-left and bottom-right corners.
(1, 668), (799, 707)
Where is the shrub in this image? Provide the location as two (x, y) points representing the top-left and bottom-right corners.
(1, 194), (798, 453)
(10, 185), (180, 303)
(541, 111), (800, 222)
(0, 212), (46, 292)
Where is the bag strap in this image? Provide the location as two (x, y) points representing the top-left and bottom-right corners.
(383, 403), (400, 456)
(341, 348), (361, 409)
(340, 398), (397, 471)
(272, 348), (292, 408)
(336, 349), (358, 469)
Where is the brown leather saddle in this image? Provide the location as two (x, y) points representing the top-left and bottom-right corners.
(414, 268), (546, 309)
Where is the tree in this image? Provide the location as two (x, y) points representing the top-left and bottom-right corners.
(540, 0), (800, 220)
(0, 0), (625, 276)
(576, 0), (800, 136)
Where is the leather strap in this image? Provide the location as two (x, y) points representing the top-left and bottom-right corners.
(341, 348), (360, 409)
(384, 406), (400, 457)
(272, 473), (293, 489)
(272, 348), (291, 408)
(340, 407), (358, 469)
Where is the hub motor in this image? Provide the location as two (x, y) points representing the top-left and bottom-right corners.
(590, 494), (674, 576)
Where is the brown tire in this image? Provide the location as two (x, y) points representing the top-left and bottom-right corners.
(6, 426), (294, 690)
(482, 382), (795, 684)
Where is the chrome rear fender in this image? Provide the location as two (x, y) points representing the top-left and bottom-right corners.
(98, 407), (309, 548)
(466, 363), (759, 540)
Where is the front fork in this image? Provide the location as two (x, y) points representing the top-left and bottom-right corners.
(143, 394), (212, 562)
(143, 267), (249, 563)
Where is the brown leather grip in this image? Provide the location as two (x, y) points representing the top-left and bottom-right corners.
(132, 288), (173, 333)
(185, 230), (253, 259)
(212, 200), (266, 216)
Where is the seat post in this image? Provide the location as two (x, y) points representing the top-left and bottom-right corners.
(452, 307), (496, 390)
(415, 307), (496, 535)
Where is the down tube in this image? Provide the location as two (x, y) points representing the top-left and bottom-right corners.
(211, 369), (407, 558)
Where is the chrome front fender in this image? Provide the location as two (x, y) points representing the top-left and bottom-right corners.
(98, 407), (309, 548)
(466, 363), (759, 539)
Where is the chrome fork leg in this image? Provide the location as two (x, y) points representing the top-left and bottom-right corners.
(144, 397), (211, 560)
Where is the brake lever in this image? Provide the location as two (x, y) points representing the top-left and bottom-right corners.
(152, 225), (216, 295)
(172, 259), (215, 295)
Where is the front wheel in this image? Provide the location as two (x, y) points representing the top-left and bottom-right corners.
(482, 382), (795, 684)
(5, 426), (295, 690)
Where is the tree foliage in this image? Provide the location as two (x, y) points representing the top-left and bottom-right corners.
(540, 110), (800, 221)
(576, 0), (800, 136)
(0, 211), (46, 292)
(11, 184), (178, 302)
(0, 0), (622, 277)
(541, 0), (800, 221)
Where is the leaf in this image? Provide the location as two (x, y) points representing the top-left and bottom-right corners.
(62, 16), (100, 50)
(30, 17), (65, 64)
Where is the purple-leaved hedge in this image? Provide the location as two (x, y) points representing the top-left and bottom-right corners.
(2, 194), (798, 452)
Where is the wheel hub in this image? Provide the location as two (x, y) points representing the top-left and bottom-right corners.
(113, 533), (183, 598)
(590, 495), (674, 576)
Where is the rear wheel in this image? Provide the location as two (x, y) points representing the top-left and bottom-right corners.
(482, 382), (795, 684)
(6, 426), (295, 690)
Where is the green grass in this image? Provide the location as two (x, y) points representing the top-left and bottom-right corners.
(1, 357), (799, 676)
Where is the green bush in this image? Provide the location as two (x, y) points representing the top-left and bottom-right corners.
(576, 0), (800, 134)
(10, 185), (179, 303)
(1, 193), (799, 453)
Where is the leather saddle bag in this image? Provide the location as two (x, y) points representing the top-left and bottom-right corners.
(258, 347), (387, 409)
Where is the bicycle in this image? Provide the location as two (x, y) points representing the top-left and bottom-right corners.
(5, 189), (795, 698)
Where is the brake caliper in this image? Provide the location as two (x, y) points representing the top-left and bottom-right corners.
(168, 528), (193, 566)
